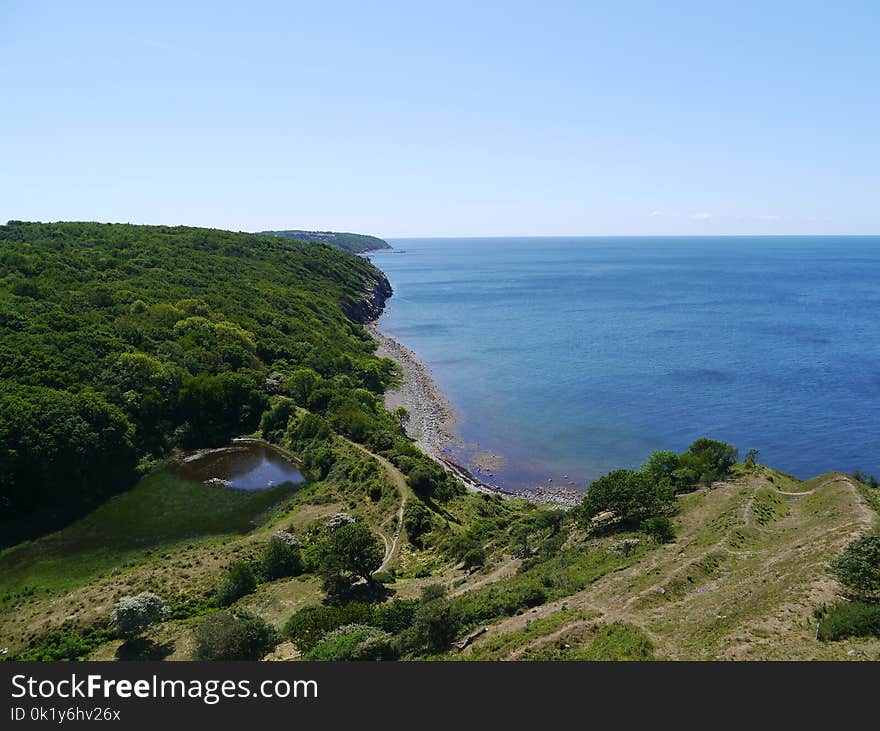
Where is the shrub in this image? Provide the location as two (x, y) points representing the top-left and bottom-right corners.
(259, 537), (304, 581)
(677, 437), (738, 487)
(406, 462), (461, 501)
(580, 469), (673, 525)
(582, 623), (655, 661)
(817, 600), (880, 641)
(303, 624), (396, 661)
(744, 449), (760, 470)
(420, 583), (448, 602)
(403, 500), (434, 546)
(462, 547), (486, 569)
(641, 516), (675, 544)
(407, 598), (462, 654)
(283, 603), (375, 652)
(216, 561), (257, 606)
(851, 470), (879, 489)
(640, 450), (680, 485)
(195, 611), (277, 661)
(12, 626), (114, 662)
(832, 535), (880, 598)
(372, 599), (419, 633)
(260, 399), (296, 441)
(111, 592), (169, 639)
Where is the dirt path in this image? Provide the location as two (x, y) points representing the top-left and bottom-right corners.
(343, 438), (412, 572)
(465, 472), (878, 660)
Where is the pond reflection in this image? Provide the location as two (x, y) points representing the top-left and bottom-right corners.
(173, 441), (304, 491)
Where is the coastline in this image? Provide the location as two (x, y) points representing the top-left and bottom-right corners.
(366, 318), (581, 507)
(365, 321), (458, 458)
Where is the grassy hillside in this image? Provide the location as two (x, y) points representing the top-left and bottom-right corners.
(456, 468), (878, 660)
(260, 230), (391, 254)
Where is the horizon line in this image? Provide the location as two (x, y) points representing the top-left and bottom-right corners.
(4, 220), (879, 240)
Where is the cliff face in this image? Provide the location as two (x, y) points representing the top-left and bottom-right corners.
(343, 269), (393, 323)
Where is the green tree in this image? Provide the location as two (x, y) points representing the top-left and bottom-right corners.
(314, 522), (383, 596)
(403, 500), (433, 547)
(408, 597), (461, 653)
(580, 469), (673, 524)
(195, 611), (277, 661)
(640, 450), (680, 484)
(678, 437), (738, 487)
(259, 537), (304, 581)
(640, 516), (675, 543)
(216, 561), (257, 606)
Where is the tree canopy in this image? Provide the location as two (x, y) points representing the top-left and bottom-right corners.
(0, 221), (396, 543)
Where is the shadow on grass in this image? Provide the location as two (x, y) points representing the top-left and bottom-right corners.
(324, 581), (392, 606)
(115, 637), (175, 661)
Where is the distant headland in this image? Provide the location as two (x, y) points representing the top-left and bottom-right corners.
(260, 229), (391, 254)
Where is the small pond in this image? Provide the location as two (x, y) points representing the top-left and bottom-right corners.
(173, 440), (305, 491)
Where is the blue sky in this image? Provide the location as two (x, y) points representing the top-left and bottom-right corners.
(1, 1), (878, 237)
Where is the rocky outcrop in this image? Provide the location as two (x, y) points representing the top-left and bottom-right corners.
(343, 271), (393, 323)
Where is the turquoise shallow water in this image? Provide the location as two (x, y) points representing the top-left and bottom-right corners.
(371, 237), (880, 491)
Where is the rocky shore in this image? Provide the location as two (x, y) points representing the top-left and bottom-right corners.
(366, 319), (583, 508)
(365, 321), (459, 457)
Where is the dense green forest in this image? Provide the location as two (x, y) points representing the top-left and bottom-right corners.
(260, 230), (391, 254)
(0, 221), (432, 545)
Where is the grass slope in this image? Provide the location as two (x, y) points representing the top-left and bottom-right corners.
(461, 468), (878, 661)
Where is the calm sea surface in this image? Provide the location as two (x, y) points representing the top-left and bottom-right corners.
(371, 237), (880, 491)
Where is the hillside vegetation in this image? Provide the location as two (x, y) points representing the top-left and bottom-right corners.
(260, 230), (391, 254)
(1, 221), (877, 663)
(0, 221), (397, 544)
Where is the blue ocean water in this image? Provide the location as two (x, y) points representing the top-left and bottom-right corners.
(371, 237), (880, 491)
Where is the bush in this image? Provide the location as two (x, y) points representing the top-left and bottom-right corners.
(852, 470), (879, 489)
(677, 437), (738, 487)
(582, 623), (655, 660)
(111, 592), (169, 639)
(640, 450), (680, 485)
(260, 399), (296, 441)
(403, 500), (434, 546)
(832, 535), (880, 598)
(283, 603), (375, 652)
(406, 462), (461, 501)
(195, 611), (277, 661)
(641, 516), (675, 544)
(12, 626), (114, 662)
(462, 547), (486, 569)
(259, 537), (304, 581)
(407, 598), (462, 654)
(216, 561), (257, 606)
(372, 599), (419, 633)
(303, 624), (397, 661)
(817, 600), (880, 641)
(580, 469), (673, 525)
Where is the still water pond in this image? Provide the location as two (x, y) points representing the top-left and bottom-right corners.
(173, 440), (304, 491)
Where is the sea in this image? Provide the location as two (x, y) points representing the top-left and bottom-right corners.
(370, 236), (880, 492)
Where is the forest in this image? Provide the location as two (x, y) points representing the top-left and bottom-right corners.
(0, 221), (420, 545)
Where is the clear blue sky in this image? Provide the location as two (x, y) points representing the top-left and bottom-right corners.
(2, 1), (878, 237)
